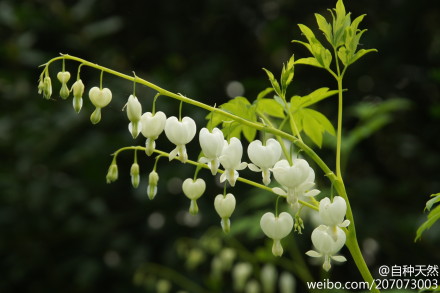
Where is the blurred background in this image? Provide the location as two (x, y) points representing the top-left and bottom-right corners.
(1, 0), (439, 292)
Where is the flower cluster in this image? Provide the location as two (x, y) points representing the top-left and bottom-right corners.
(38, 59), (350, 274)
(306, 196), (350, 271)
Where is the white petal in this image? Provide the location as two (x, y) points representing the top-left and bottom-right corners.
(305, 250), (322, 258)
(272, 187), (287, 196)
(331, 255), (347, 262)
(248, 163), (261, 172)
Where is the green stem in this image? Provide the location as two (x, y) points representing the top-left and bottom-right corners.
(336, 76), (343, 178)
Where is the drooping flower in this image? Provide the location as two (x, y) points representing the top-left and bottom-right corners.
(199, 127), (224, 175)
(306, 224), (347, 271)
(57, 71), (71, 99)
(125, 95), (142, 138)
(106, 161), (118, 183)
(319, 196), (350, 229)
(260, 212), (294, 257)
(88, 87), (112, 124)
(219, 137), (247, 187)
(272, 159), (320, 209)
(164, 116), (196, 163)
(182, 178), (206, 214)
(140, 111), (167, 155)
(214, 193), (236, 233)
(71, 79), (85, 113)
(247, 138), (282, 185)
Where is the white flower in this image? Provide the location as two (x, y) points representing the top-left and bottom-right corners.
(199, 127), (224, 175)
(57, 71), (71, 83)
(165, 116), (196, 162)
(88, 87), (112, 124)
(89, 87), (112, 108)
(306, 225), (347, 271)
(272, 159), (320, 209)
(214, 193), (236, 233)
(125, 95), (143, 138)
(319, 196), (350, 229)
(219, 137), (247, 187)
(140, 111), (166, 155)
(279, 272), (296, 293)
(260, 212), (294, 257)
(182, 178), (206, 215)
(247, 138), (281, 185)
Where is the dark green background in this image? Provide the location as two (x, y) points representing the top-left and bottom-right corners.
(1, 0), (439, 292)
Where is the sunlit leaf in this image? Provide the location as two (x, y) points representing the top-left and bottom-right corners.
(295, 57), (324, 68)
(256, 98), (285, 118)
(256, 87), (274, 100)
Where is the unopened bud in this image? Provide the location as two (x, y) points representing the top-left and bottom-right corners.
(261, 264), (277, 293)
(72, 79), (85, 98)
(43, 76), (52, 99)
(106, 162), (118, 183)
(147, 171), (159, 200)
(130, 163), (140, 188)
(279, 272), (296, 293)
(245, 279), (260, 293)
(233, 262), (253, 292)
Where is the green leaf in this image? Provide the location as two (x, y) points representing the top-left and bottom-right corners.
(256, 98), (285, 118)
(302, 110), (324, 147)
(315, 13), (333, 45)
(262, 68), (282, 97)
(426, 193), (440, 211)
(256, 87), (274, 100)
(299, 87), (339, 108)
(289, 89), (337, 147)
(415, 193), (440, 241)
(294, 57), (324, 68)
(351, 48), (378, 64)
(208, 96), (258, 142)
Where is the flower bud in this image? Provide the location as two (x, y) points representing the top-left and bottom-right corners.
(147, 171), (159, 200)
(72, 79), (85, 98)
(130, 162), (140, 188)
(38, 78), (44, 94)
(106, 162), (118, 183)
(126, 95), (142, 122)
(71, 79), (85, 113)
(42, 76), (52, 99)
(219, 248), (236, 271)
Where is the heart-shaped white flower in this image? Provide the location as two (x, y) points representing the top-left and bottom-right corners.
(219, 138), (247, 187)
(272, 159), (311, 188)
(89, 87), (112, 108)
(247, 138), (281, 185)
(199, 127), (224, 175)
(214, 193), (236, 233)
(319, 196), (350, 228)
(57, 71), (71, 83)
(182, 178), (206, 200)
(260, 212), (293, 256)
(165, 116), (196, 162)
(306, 224), (347, 271)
